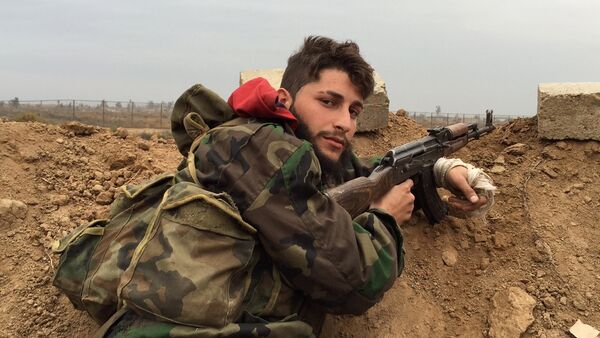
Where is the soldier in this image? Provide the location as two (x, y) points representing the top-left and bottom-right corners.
(103, 36), (491, 337)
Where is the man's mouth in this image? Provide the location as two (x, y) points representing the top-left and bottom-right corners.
(322, 135), (345, 150)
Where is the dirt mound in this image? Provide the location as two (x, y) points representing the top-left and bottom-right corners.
(0, 115), (598, 337)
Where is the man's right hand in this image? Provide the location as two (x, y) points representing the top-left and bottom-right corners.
(370, 179), (415, 224)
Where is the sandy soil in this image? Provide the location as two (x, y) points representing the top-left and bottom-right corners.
(0, 114), (598, 337)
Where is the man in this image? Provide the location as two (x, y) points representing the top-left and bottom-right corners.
(104, 36), (490, 337)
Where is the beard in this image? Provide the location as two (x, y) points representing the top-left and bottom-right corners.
(293, 115), (354, 187)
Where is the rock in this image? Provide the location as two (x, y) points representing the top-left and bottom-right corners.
(113, 127), (129, 139)
(137, 142), (150, 151)
(61, 121), (98, 136)
(55, 138), (64, 144)
(442, 247), (458, 267)
(560, 297), (567, 305)
(108, 153), (136, 170)
(542, 296), (557, 309)
(480, 257), (490, 269)
(538, 82), (600, 140)
(488, 287), (536, 338)
(49, 194), (69, 206)
(96, 192), (114, 205)
(492, 232), (511, 249)
(91, 185), (104, 194)
(569, 319), (600, 338)
(493, 155), (506, 164)
(504, 143), (528, 156)
(490, 165), (506, 174)
(555, 141), (569, 150)
(0, 198), (28, 220)
(572, 297), (588, 311)
(542, 167), (559, 179)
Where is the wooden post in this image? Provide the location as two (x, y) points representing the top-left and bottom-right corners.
(102, 100), (106, 126)
(72, 100), (75, 120)
(130, 100), (133, 126)
(160, 102), (163, 129)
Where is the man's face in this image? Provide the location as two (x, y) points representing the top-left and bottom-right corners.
(290, 68), (364, 162)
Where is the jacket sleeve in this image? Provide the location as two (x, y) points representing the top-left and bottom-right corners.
(242, 141), (404, 315)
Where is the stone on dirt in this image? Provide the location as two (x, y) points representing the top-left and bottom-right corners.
(60, 122), (98, 136)
(113, 127), (129, 139)
(488, 287), (536, 338)
(569, 319), (600, 338)
(538, 82), (600, 140)
(108, 153), (136, 170)
(442, 247), (458, 267)
(503, 143), (528, 156)
(0, 198), (28, 220)
(95, 191), (114, 205)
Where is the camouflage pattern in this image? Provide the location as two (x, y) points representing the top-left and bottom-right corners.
(118, 181), (258, 328)
(103, 308), (314, 338)
(101, 116), (404, 337)
(53, 173), (177, 323)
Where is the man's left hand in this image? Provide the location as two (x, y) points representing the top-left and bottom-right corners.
(445, 166), (488, 212)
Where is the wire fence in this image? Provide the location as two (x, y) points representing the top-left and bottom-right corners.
(408, 111), (526, 128)
(0, 98), (527, 130)
(0, 99), (174, 129)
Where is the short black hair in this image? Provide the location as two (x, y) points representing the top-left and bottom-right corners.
(281, 36), (374, 100)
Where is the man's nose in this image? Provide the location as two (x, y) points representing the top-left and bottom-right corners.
(333, 108), (353, 132)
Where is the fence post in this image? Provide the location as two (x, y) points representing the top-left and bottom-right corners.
(102, 100), (106, 126)
(462, 113), (465, 123)
(72, 100), (75, 121)
(446, 113), (449, 125)
(430, 113), (433, 128)
(130, 100), (133, 126)
(160, 102), (163, 128)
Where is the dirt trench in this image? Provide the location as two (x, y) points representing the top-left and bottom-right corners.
(0, 115), (598, 337)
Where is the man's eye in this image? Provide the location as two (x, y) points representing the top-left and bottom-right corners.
(350, 108), (361, 119)
(320, 99), (334, 106)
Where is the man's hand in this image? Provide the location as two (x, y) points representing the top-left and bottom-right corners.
(445, 166), (488, 212)
(370, 179), (415, 224)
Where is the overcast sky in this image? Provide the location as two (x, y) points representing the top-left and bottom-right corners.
(2, 0), (599, 116)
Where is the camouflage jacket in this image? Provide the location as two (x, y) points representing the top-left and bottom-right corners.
(104, 81), (405, 337)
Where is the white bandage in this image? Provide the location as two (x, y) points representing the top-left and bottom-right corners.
(433, 157), (497, 218)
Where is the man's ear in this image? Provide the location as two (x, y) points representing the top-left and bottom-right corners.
(276, 88), (293, 110)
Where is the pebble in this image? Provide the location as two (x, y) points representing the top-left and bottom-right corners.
(442, 247), (458, 267)
(0, 198), (28, 220)
(490, 165), (506, 174)
(137, 142), (150, 151)
(542, 167), (559, 179)
(96, 192), (114, 205)
(572, 298), (588, 311)
(91, 184), (104, 194)
(55, 138), (64, 144)
(504, 143), (528, 156)
(480, 257), (490, 269)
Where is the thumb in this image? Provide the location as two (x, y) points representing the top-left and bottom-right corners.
(454, 178), (479, 203)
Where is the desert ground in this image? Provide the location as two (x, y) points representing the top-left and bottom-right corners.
(0, 113), (598, 337)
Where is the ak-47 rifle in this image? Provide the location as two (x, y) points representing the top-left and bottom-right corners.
(326, 110), (496, 224)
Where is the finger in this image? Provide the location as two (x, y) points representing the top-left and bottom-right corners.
(451, 177), (479, 203)
(448, 195), (488, 210)
(402, 178), (414, 189)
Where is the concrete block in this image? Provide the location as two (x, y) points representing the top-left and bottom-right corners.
(240, 69), (389, 132)
(538, 83), (600, 140)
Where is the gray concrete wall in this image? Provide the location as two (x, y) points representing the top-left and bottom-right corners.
(538, 83), (600, 140)
(240, 69), (389, 131)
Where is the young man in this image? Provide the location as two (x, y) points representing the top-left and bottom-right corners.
(103, 36), (489, 337)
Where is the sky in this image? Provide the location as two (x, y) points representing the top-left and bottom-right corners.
(1, 0), (599, 116)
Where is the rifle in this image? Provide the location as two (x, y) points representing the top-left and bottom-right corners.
(326, 110), (496, 224)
